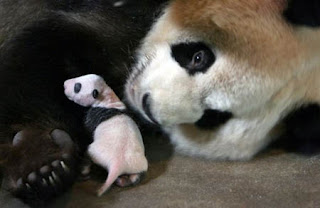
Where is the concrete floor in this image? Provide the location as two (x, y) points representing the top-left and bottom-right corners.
(1, 134), (320, 208)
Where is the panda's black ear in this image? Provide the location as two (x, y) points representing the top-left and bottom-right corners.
(284, 0), (320, 27)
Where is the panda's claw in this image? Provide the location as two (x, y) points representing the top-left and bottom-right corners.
(51, 171), (61, 184)
(25, 183), (31, 190)
(60, 161), (70, 173)
(51, 171), (57, 180)
(42, 178), (48, 186)
(5, 128), (78, 206)
(48, 176), (55, 186)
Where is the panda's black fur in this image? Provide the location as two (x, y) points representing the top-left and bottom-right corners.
(0, 0), (167, 206)
(274, 104), (320, 155)
(284, 0), (320, 27)
(276, 0), (320, 154)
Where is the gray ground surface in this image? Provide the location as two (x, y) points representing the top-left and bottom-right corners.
(1, 135), (320, 208)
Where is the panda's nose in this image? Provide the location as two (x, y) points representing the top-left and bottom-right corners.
(142, 93), (159, 125)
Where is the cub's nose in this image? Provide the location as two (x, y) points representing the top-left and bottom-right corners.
(142, 93), (159, 125)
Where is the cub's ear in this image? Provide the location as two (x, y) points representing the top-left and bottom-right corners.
(284, 0), (320, 27)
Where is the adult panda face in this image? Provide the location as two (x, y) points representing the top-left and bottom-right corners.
(125, 0), (320, 150)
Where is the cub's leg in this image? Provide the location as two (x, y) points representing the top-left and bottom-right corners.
(115, 172), (146, 187)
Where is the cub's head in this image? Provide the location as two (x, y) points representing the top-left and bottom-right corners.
(64, 74), (104, 107)
(126, 0), (320, 130)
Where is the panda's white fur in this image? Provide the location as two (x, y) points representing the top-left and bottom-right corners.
(126, 0), (320, 160)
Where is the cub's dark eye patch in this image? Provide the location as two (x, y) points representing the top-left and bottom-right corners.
(171, 42), (215, 76)
(92, 89), (99, 99)
(74, 83), (82, 93)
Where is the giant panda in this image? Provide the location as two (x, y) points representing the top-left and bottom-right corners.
(0, 0), (167, 206)
(125, 0), (320, 160)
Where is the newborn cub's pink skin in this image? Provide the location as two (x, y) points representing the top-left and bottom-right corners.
(91, 114), (148, 196)
(64, 74), (148, 196)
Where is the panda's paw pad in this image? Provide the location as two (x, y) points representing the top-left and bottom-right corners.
(14, 159), (76, 203)
(50, 129), (74, 152)
(9, 129), (78, 204)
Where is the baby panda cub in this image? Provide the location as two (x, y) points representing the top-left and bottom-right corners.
(64, 74), (148, 196)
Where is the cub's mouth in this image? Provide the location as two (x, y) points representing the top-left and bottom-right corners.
(195, 109), (233, 130)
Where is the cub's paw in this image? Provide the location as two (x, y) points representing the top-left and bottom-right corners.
(115, 172), (146, 188)
(2, 129), (79, 206)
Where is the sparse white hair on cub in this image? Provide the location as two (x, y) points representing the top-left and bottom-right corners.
(64, 74), (148, 196)
(125, 0), (320, 160)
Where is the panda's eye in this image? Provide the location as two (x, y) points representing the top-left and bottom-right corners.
(192, 51), (204, 67)
(171, 42), (215, 76)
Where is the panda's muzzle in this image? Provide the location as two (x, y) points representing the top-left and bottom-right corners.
(142, 93), (159, 125)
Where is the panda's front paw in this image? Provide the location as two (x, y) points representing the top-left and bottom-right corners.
(2, 129), (79, 206)
(13, 157), (74, 206)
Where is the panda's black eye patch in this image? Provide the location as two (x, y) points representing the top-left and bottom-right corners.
(283, 0), (320, 27)
(171, 42), (215, 76)
(92, 89), (99, 99)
